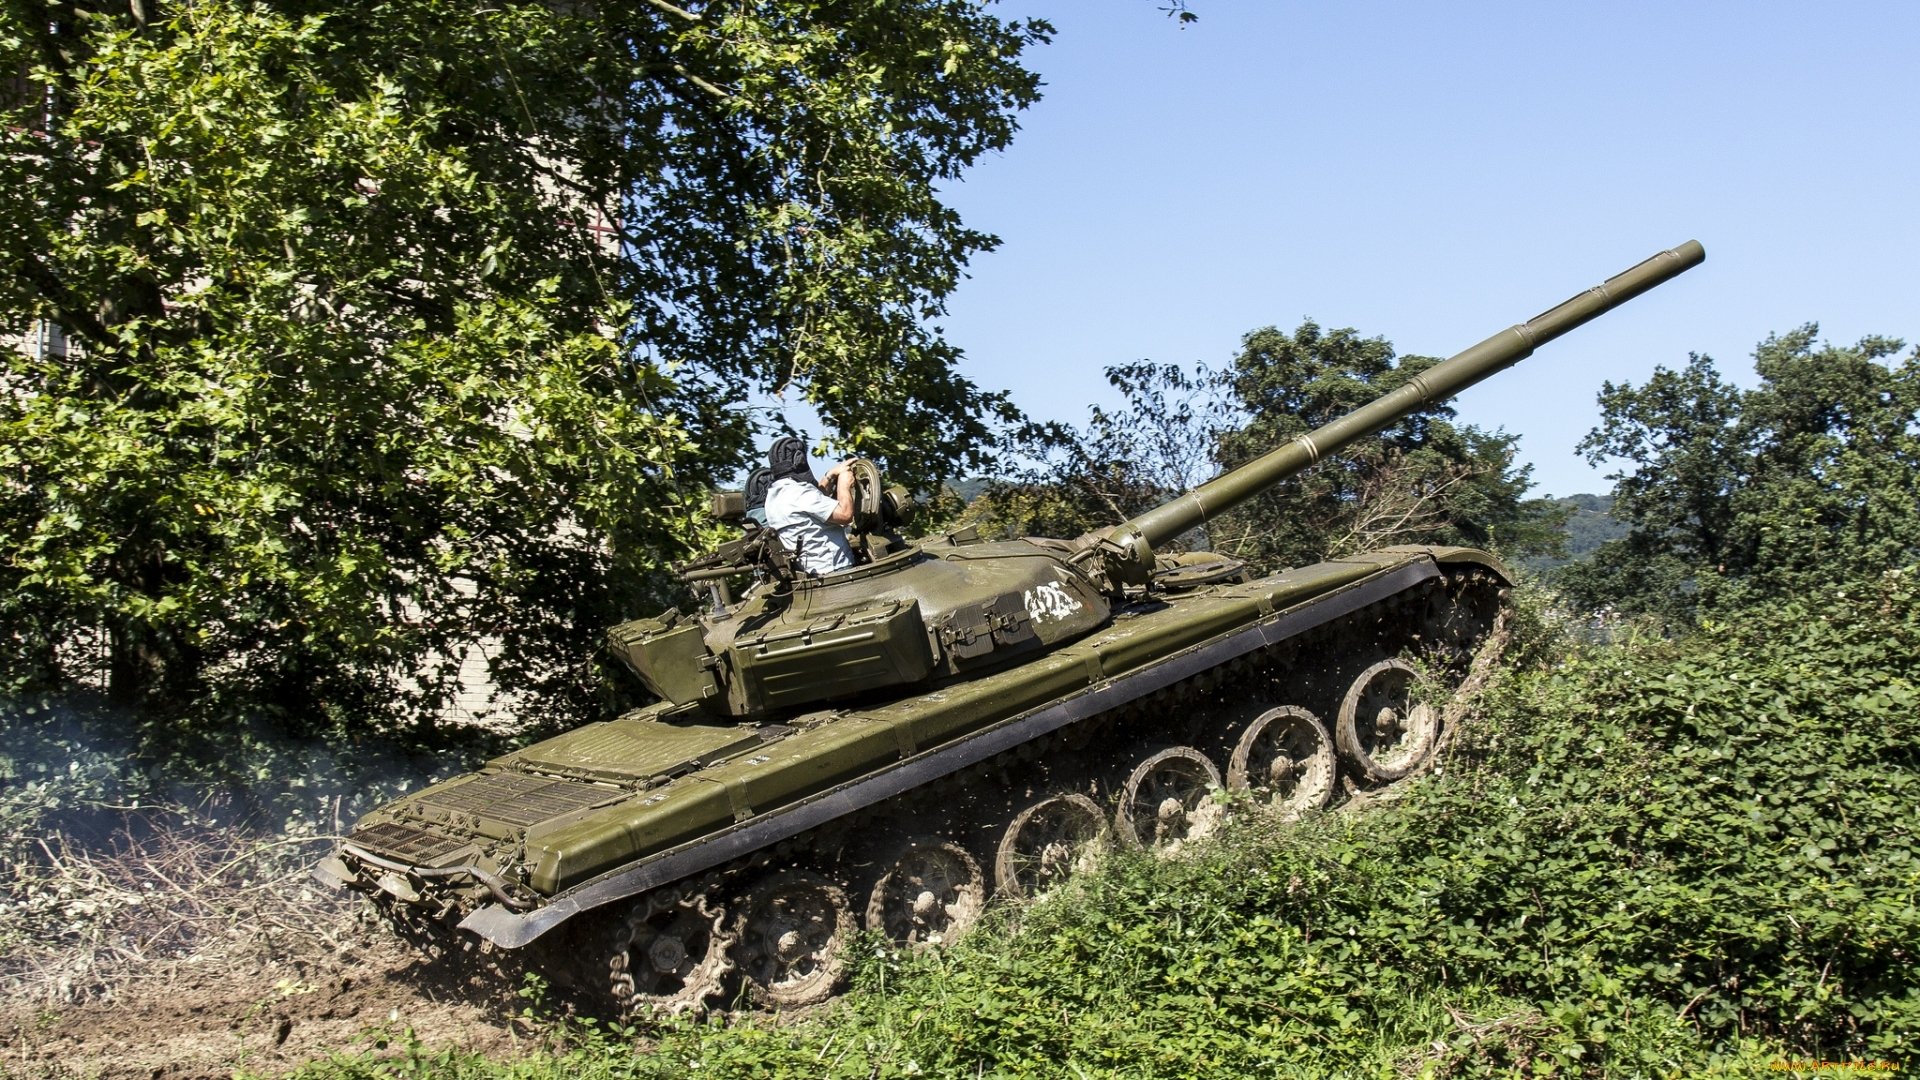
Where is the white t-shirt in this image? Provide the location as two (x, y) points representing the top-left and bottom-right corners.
(764, 477), (855, 576)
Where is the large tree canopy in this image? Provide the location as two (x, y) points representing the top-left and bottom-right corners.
(1557, 325), (1920, 622)
(967, 320), (1566, 572)
(0, 0), (1047, 730)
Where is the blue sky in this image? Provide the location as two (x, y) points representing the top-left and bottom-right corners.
(903, 1), (1920, 497)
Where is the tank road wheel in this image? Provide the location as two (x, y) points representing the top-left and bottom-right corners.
(865, 837), (987, 951)
(1336, 658), (1440, 784)
(607, 892), (735, 1019)
(995, 792), (1108, 900)
(1114, 746), (1224, 853)
(1228, 706), (1337, 820)
(732, 870), (856, 1009)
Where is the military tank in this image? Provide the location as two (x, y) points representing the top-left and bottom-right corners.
(318, 240), (1705, 1014)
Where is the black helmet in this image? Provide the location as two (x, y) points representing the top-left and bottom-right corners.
(744, 466), (773, 510)
(768, 436), (813, 481)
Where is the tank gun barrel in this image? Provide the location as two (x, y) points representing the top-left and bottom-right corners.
(1118, 240), (1705, 553)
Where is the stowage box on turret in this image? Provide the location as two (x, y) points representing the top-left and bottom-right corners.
(318, 241), (1706, 1013)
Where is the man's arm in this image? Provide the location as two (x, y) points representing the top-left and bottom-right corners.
(819, 462), (856, 527)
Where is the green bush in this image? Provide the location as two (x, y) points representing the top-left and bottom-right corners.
(1396, 570), (1919, 1061)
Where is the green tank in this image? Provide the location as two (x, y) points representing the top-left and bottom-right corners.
(317, 241), (1705, 1014)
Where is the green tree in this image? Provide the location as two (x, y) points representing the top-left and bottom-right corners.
(0, 0), (1047, 732)
(967, 321), (1566, 571)
(1558, 325), (1920, 621)
(963, 361), (1231, 544)
(1211, 321), (1564, 571)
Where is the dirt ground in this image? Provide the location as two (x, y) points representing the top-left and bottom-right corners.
(0, 908), (549, 1080)
(0, 816), (578, 1080)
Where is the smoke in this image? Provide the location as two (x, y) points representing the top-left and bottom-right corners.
(0, 689), (491, 841)
(0, 689), (503, 1003)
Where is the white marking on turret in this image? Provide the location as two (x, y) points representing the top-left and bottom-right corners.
(1024, 580), (1083, 624)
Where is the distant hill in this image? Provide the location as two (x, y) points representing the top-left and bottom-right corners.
(945, 476), (995, 503)
(1519, 494), (1626, 574)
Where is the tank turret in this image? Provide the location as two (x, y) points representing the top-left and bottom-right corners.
(611, 241), (1706, 719)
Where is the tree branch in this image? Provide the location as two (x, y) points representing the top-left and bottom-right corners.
(17, 248), (114, 345)
(639, 0), (701, 23)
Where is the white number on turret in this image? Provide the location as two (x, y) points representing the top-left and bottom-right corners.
(1024, 581), (1083, 625)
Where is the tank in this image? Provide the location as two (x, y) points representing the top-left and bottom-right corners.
(317, 240), (1705, 1014)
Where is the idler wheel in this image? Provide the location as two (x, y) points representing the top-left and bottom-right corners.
(606, 891), (734, 1019)
(1336, 658), (1440, 784)
(994, 792), (1108, 900)
(1114, 746), (1224, 853)
(865, 837), (986, 951)
(1228, 705), (1337, 820)
(731, 869), (855, 1009)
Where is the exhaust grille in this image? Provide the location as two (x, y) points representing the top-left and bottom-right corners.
(350, 821), (468, 865)
(420, 771), (619, 828)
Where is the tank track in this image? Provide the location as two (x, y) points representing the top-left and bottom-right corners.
(398, 564), (1506, 1018)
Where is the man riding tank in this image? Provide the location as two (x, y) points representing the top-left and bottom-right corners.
(762, 436), (858, 576)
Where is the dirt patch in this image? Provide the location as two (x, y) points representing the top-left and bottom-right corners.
(0, 926), (539, 1079)
(0, 818), (570, 1079)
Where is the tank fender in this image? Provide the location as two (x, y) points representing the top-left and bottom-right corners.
(1370, 544), (1512, 585)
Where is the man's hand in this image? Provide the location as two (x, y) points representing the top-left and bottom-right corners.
(822, 461), (857, 527)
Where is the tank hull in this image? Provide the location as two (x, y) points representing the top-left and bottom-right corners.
(325, 545), (1503, 949)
